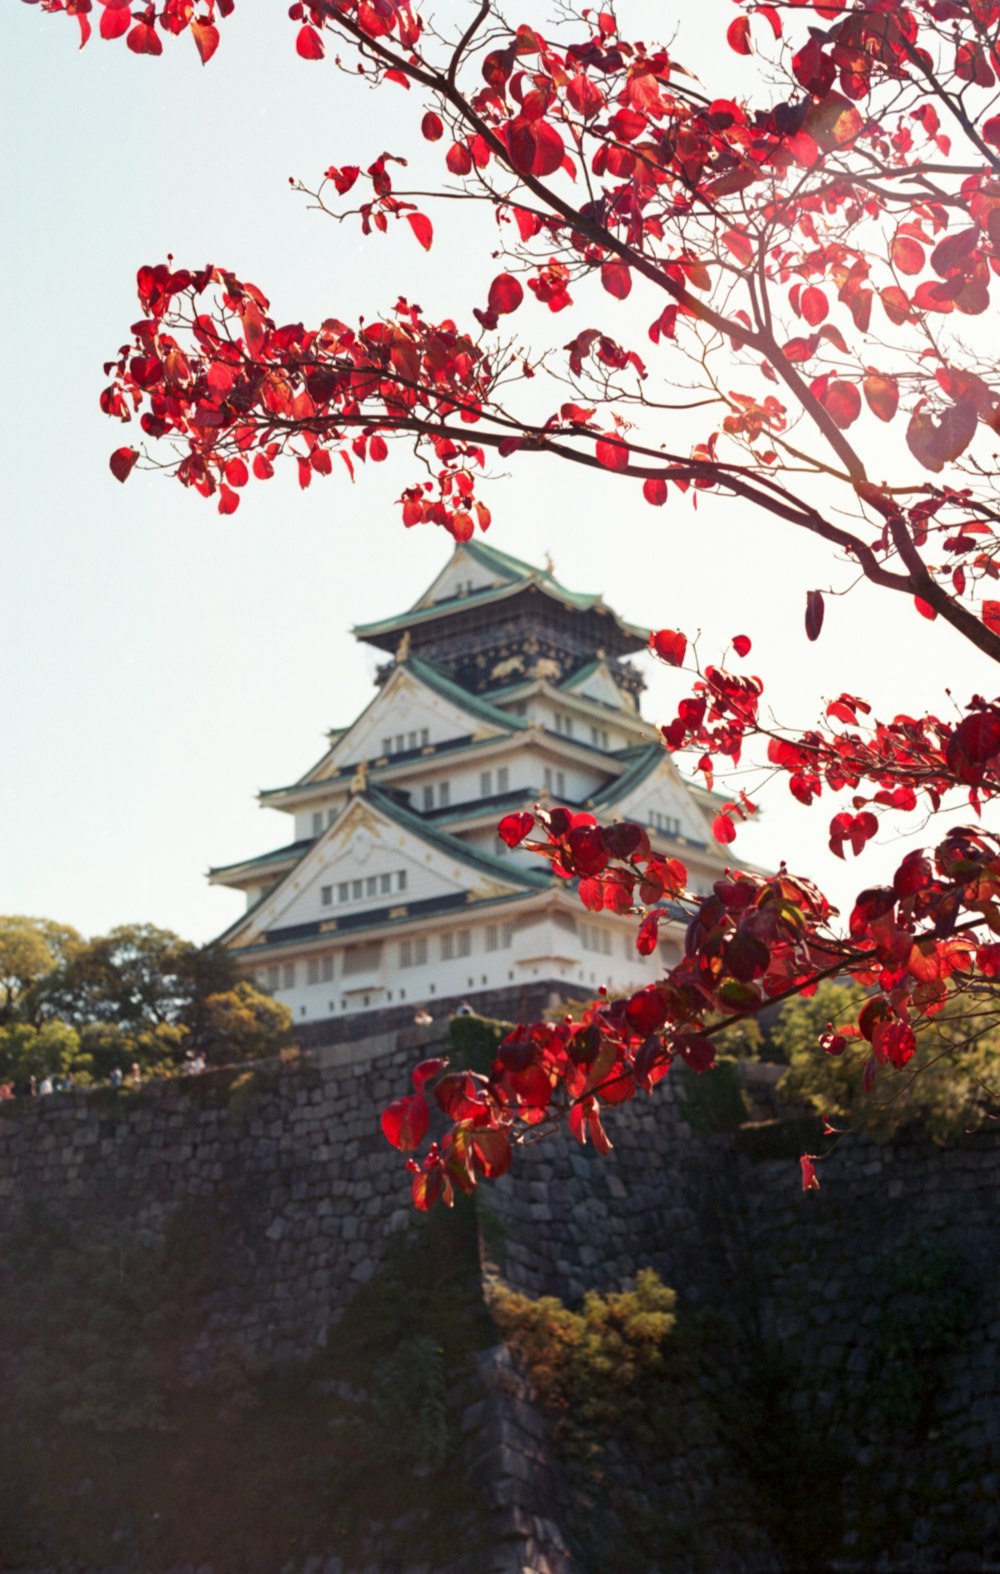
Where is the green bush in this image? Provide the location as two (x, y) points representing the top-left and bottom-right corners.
(774, 981), (1000, 1143)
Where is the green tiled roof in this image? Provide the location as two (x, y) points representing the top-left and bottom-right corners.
(354, 545), (647, 645)
(366, 785), (550, 890)
(208, 838), (312, 880)
(407, 654), (527, 733)
(590, 744), (664, 806)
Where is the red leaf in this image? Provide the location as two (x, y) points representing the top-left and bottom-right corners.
(381, 1093), (429, 1151)
(190, 19), (219, 64)
(127, 21), (162, 55)
(100, 5), (131, 40)
(109, 448), (138, 484)
(805, 589), (824, 642)
(726, 16), (752, 54)
(642, 478), (667, 507)
(407, 212), (433, 251)
(822, 380), (861, 429)
(488, 273), (524, 315)
(649, 629), (687, 666)
(421, 111), (444, 141)
(732, 634), (752, 657)
(412, 1169), (444, 1210)
(498, 811), (534, 848)
(984, 602), (1000, 635)
(829, 810), (878, 859)
(863, 374), (899, 423)
(601, 261), (632, 300)
(471, 1128), (512, 1178)
(412, 1056), (447, 1093)
(891, 234), (924, 275)
(800, 287), (828, 326)
(596, 434), (628, 471)
(224, 456), (248, 487)
(446, 142), (473, 175)
(800, 1155), (821, 1192)
(635, 911), (662, 956)
(296, 24), (325, 60)
(914, 597), (937, 620)
(906, 401), (977, 473)
(713, 813), (737, 845)
(217, 484), (240, 515)
(677, 1034), (716, 1073)
(508, 118), (565, 178)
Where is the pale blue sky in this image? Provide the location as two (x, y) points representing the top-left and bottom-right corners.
(3, 2), (991, 944)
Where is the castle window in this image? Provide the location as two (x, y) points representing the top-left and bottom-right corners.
(423, 784), (435, 811)
(352, 879), (363, 900)
(321, 885), (332, 907)
(366, 877), (377, 897)
(267, 964), (280, 991)
(556, 771), (566, 796)
(380, 873), (391, 894)
(327, 808), (336, 826)
(397, 870), (408, 892)
(420, 728), (430, 746)
(486, 924), (498, 952)
(338, 882), (349, 903)
(282, 962), (296, 988)
(322, 956), (334, 982)
(441, 933), (454, 960)
(382, 737), (392, 755)
(408, 730), (417, 749)
(307, 958), (320, 985)
(650, 811), (682, 838)
(312, 811), (323, 835)
(497, 767), (509, 792)
(502, 922), (514, 948)
(395, 734), (404, 752)
(456, 930), (471, 958)
(480, 770), (493, 796)
(439, 781), (450, 807)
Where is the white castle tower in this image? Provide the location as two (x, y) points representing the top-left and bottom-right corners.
(209, 540), (734, 1041)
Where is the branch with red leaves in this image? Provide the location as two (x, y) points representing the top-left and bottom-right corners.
(383, 621), (1000, 1207)
(25, 0), (1000, 1195)
(30, 0), (1000, 661)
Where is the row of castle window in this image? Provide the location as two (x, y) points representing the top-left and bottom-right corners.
(401, 922), (515, 968)
(320, 870), (407, 907)
(580, 923), (612, 955)
(312, 807), (338, 836)
(543, 767), (567, 797)
(382, 728), (431, 755)
(649, 811), (682, 837)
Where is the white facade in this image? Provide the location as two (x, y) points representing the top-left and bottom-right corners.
(210, 541), (736, 1030)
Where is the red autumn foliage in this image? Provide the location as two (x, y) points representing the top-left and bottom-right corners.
(32, 0), (1000, 1197)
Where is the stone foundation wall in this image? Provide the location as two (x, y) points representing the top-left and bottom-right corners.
(1, 1034), (999, 1572)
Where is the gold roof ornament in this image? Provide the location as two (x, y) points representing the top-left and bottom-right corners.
(349, 759), (369, 795)
(395, 630), (411, 664)
(531, 656), (562, 681)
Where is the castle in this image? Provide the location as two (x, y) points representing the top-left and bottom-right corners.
(208, 540), (733, 1034)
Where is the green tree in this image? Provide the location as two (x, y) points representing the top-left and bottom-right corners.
(775, 982), (1000, 1144)
(0, 917), (81, 1026)
(39, 925), (237, 1034)
(198, 982), (293, 1065)
(0, 1021), (80, 1085)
